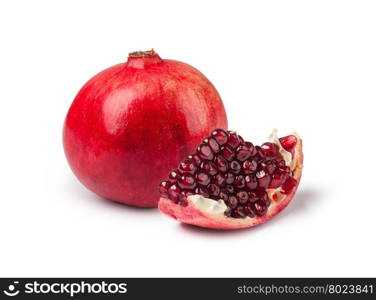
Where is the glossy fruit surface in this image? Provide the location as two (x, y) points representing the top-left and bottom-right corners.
(63, 50), (227, 207)
(158, 129), (303, 229)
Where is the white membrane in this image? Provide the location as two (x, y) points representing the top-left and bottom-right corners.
(189, 195), (227, 215)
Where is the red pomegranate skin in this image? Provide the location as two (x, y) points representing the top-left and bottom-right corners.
(63, 52), (227, 207)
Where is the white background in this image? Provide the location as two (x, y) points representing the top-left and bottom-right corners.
(0, 0), (375, 277)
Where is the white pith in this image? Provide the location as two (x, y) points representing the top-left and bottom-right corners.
(187, 129), (298, 218)
(190, 195), (228, 216)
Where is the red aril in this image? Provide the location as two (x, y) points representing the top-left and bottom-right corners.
(63, 50), (227, 207)
(158, 129), (303, 229)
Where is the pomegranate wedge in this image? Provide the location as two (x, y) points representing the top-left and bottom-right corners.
(158, 129), (303, 230)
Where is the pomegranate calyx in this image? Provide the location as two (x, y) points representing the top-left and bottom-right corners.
(128, 49), (157, 57)
(126, 49), (163, 69)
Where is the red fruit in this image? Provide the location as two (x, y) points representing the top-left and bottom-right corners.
(63, 50), (227, 207)
(158, 129), (303, 229)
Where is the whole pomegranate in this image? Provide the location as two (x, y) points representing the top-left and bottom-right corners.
(158, 128), (303, 229)
(63, 50), (227, 207)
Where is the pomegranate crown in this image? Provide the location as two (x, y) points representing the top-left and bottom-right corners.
(128, 49), (157, 58)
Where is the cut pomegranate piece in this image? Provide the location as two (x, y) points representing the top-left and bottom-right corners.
(158, 129), (303, 230)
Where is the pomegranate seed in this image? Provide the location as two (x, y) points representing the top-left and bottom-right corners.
(195, 186), (209, 197)
(264, 196), (271, 207)
(214, 173), (225, 186)
(204, 137), (220, 153)
(179, 158), (197, 174)
(207, 183), (220, 196)
(214, 155), (228, 172)
(235, 144), (251, 161)
(226, 196), (238, 209)
(269, 170), (288, 188)
(278, 165), (291, 174)
(227, 131), (242, 149)
(200, 161), (218, 175)
(247, 191), (257, 202)
(189, 154), (202, 166)
(169, 169), (180, 182)
(245, 174), (258, 189)
(225, 185), (235, 194)
(224, 173), (235, 184)
(242, 159), (257, 174)
(219, 191), (229, 201)
(211, 128), (229, 145)
(261, 142), (279, 157)
(255, 146), (266, 159)
(244, 204), (255, 217)
(253, 200), (267, 216)
(220, 146), (235, 161)
(159, 181), (171, 198)
(256, 170), (271, 189)
(197, 143), (214, 160)
(179, 191), (192, 206)
(234, 175), (245, 189)
(229, 160), (241, 174)
(260, 160), (276, 174)
(168, 184), (181, 202)
(232, 206), (246, 218)
(282, 176), (297, 193)
(178, 174), (196, 189)
(279, 135), (297, 150)
(276, 159), (286, 167)
(245, 141), (257, 156)
(196, 172), (210, 186)
(236, 190), (248, 204)
(257, 190), (268, 202)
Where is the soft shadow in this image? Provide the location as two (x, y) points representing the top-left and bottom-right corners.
(255, 187), (325, 229)
(178, 222), (259, 237)
(64, 176), (158, 216)
(279, 187), (324, 219)
(95, 195), (158, 215)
